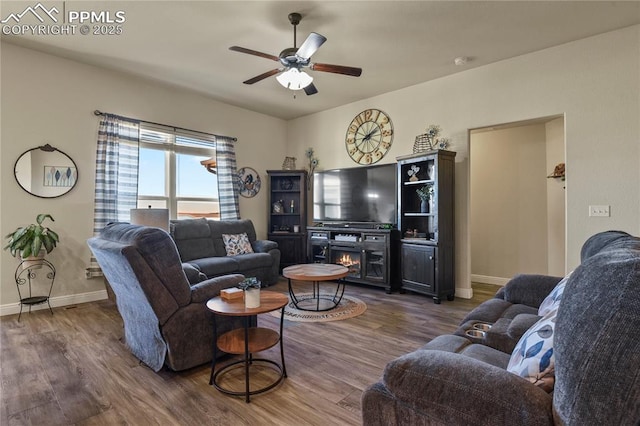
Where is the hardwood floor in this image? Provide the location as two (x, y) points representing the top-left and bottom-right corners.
(1, 280), (498, 425)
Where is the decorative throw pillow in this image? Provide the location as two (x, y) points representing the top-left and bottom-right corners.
(538, 272), (571, 316)
(222, 233), (254, 256)
(507, 308), (557, 393)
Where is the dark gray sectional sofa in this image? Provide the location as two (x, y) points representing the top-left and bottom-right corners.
(362, 230), (640, 425)
(170, 218), (281, 286)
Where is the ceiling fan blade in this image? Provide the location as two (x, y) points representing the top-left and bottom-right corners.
(243, 69), (282, 85)
(310, 62), (362, 77)
(304, 83), (318, 96)
(296, 32), (327, 59)
(229, 46), (279, 62)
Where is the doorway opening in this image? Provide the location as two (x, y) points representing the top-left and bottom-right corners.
(469, 115), (565, 286)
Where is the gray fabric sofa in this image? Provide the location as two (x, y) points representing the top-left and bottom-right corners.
(170, 218), (281, 286)
(362, 230), (640, 425)
(452, 273), (564, 355)
(88, 223), (249, 372)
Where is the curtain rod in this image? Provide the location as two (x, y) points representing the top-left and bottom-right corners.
(93, 110), (237, 142)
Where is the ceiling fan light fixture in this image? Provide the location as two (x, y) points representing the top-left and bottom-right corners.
(276, 68), (313, 90)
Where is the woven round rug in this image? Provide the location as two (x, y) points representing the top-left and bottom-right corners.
(268, 293), (367, 323)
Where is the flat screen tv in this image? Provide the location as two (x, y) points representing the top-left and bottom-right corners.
(313, 163), (396, 225)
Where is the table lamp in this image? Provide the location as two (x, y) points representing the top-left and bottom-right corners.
(130, 207), (169, 232)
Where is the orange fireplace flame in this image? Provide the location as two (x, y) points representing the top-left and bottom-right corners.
(337, 254), (360, 268)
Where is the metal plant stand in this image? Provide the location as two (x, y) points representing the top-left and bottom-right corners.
(15, 259), (55, 321)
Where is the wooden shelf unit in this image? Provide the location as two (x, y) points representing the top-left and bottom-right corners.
(267, 170), (308, 270)
(396, 150), (456, 303)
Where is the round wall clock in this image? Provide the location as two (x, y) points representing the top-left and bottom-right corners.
(237, 167), (261, 198)
(345, 108), (394, 165)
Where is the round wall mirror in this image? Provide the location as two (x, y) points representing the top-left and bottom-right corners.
(14, 144), (78, 198)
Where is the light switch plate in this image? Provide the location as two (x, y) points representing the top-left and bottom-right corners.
(589, 205), (610, 217)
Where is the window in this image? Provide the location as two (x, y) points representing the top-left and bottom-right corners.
(137, 124), (219, 220)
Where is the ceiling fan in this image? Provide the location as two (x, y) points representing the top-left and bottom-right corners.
(229, 12), (362, 96)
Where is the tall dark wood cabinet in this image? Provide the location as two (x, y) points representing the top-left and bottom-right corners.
(267, 170), (308, 270)
(396, 150), (456, 303)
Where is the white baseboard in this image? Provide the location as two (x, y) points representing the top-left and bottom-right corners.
(471, 274), (510, 286)
(455, 287), (473, 299)
(0, 290), (108, 317)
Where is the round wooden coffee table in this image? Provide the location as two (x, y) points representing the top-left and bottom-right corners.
(207, 290), (288, 403)
(282, 264), (350, 312)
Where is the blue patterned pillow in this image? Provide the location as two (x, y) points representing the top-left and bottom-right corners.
(507, 307), (557, 393)
(222, 233), (254, 256)
(538, 272), (571, 316)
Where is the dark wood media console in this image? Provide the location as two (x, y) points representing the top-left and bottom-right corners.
(307, 225), (400, 293)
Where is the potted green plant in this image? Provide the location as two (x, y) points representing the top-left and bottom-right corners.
(4, 214), (59, 268)
(238, 277), (261, 308)
(416, 184), (434, 213)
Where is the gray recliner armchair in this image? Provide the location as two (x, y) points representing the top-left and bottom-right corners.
(87, 223), (246, 372)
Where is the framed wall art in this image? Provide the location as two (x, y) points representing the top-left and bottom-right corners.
(237, 167), (261, 198)
(44, 166), (77, 187)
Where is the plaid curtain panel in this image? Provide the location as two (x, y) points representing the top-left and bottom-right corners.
(86, 114), (140, 278)
(216, 136), (240, 220)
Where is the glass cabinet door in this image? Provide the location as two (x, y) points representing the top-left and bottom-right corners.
(363, 248), (386, 284)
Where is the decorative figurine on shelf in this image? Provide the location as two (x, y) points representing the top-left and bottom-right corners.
(547, 163), (565, 181)
(404, 229), (418, 238)
(413, 124), (450, 153)
(273, 200), (284, 214)
(427, 163), (435, 180)
(280, 178), (294, 190)
(407, 164), (420, 182)
(437, 138), (450, 150)
(282, 156), (297, 170)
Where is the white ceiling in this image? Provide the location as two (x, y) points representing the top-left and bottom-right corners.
(3, 1), (639, 120)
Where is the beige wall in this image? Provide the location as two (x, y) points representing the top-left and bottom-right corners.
(287, 25), (640, 298)
(470, 123), (549, 283)
(0, 42), (287, 309)
(546, 117), (566, 276)
(1, 25), (638, 311)
(470, 118), (565, 284)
